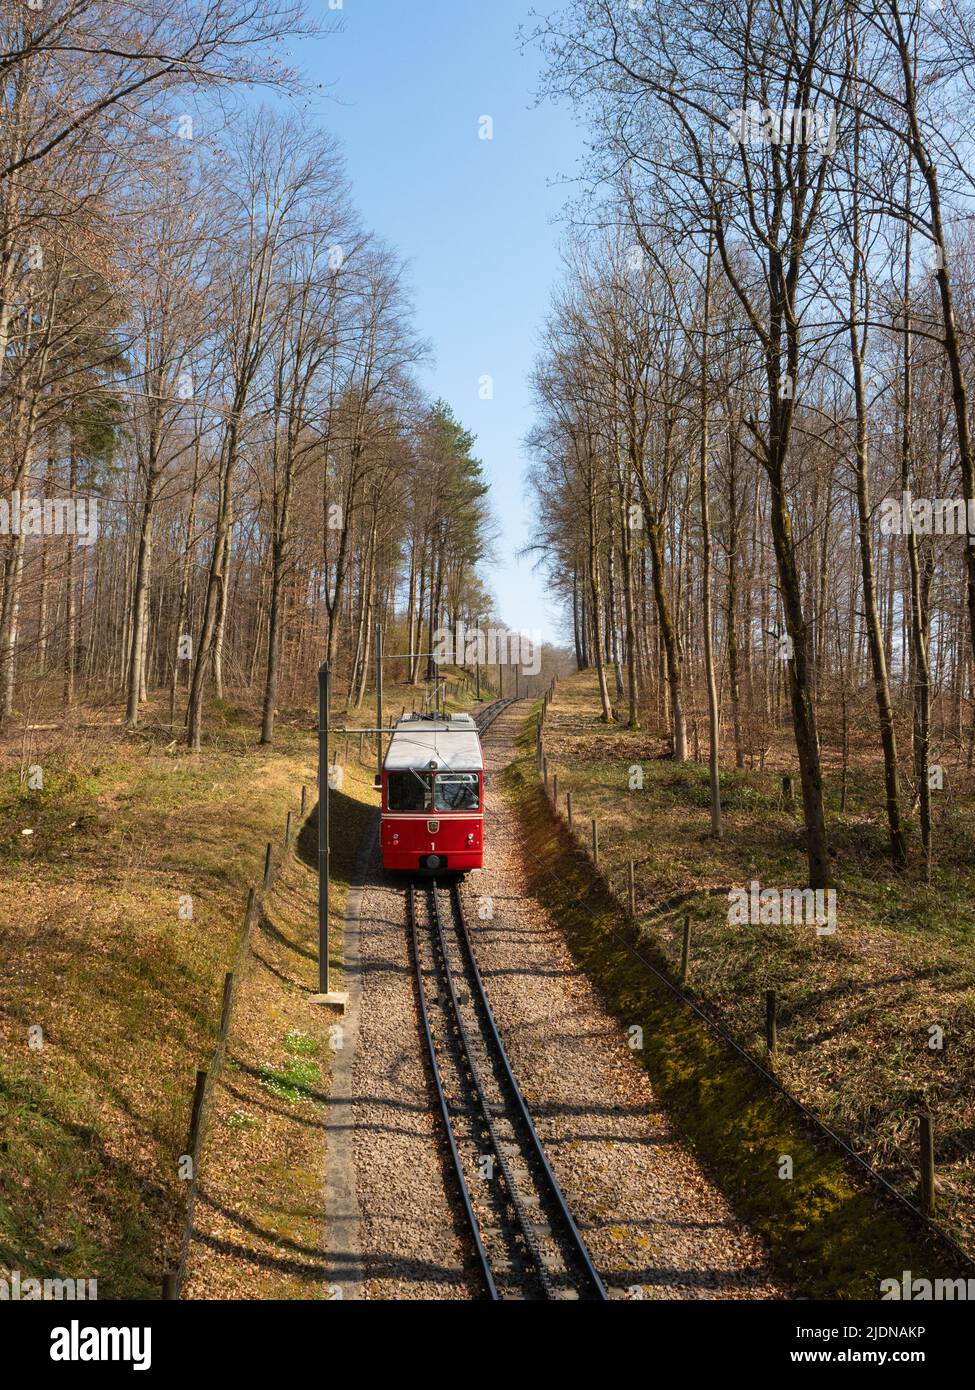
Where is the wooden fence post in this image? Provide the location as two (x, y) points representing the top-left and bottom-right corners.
(188, 1068), (207, 1155)
(263, 842), (273, 892)
(300, 785), (307, 818)
(765, 989), (777, 1055)
(566, 791), (573, 827)
(628, 860), (636, 918)
(591, 817), (599, 863)
(680, 914), (691, 984)
(552, 772), (558, 807)
(284, 811), (292, 847)
(219, 972), (234, 1037)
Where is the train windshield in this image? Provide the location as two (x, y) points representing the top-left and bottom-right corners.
(387, 771), (434, 812)
(434, 773), (480, 812)
(386, 770), (480, 812)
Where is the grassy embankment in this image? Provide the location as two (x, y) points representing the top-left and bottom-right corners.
(0, 675), (475, 1301)
(0, 675), (477, 1299)
(0, 701), (313, 1297)
(507, 672), (975, 1295)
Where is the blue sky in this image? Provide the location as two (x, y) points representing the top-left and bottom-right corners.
(287, 0), (584, 645)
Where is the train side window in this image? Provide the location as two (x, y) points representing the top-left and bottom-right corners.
(434, 773), (480, 812)
(388, 771), (433, 812)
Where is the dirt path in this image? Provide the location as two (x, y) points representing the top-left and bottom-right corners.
(345, 701), (785, 1300)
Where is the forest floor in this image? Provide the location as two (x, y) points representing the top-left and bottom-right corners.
(0, 677), (475, 1300)
(539, 671), (975, 1257)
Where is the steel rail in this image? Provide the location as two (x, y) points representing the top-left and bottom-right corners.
(446, 879), (609, 1300)
(474, 697), (518, 738)
(407, 881), (498, 1300)
(426, 880), (559, 1297)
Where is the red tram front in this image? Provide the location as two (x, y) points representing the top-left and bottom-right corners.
(380, 713), (484, 873)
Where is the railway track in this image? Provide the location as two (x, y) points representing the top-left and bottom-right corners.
(407, 701), (607, 1300)
(472, 695), (518, 737)
(408, 878), (607, 1300)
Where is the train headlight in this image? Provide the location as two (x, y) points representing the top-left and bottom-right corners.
(467, 832), (475, 845)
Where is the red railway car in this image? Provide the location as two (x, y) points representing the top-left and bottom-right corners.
(380, 712), (484, 873)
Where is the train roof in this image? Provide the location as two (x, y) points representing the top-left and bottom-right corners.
(383, 713), (483, 773)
